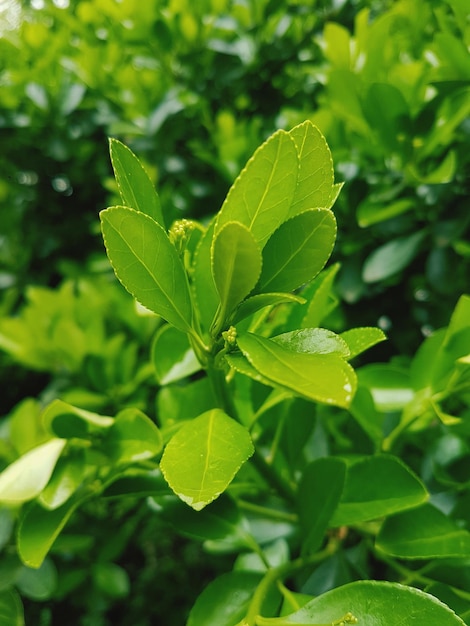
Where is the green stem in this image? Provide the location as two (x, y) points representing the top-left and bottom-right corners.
(206, 365), (298, 505)
(238, 499), (298, 524)
(244, 541), (339, 626)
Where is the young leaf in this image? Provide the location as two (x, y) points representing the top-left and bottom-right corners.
(232, 292), (306, 326)
(298, 458), (346, 555)
(288, 121), (335, 216)
(211, 221), (262, 332)
(160, 409), (254, 511)
(272, 328), (350, 358)
(102, 408), (162, 465)
(215, 130), (298, 247)
(237, 332), (356, 408)
(0, 439), (66, 505)
(256, 209), (336, 294)
(340, 327), (386, 359)
(100, 207), (193, 333)
(192, 217), (220, 335)
(376, 503), (470, 559)
(109, 138), (164, 226)
(43, 399), (114, 439)
(17, 492), (90, 568)
(152, 324), (201, 385)
(331, 455), (428, 526)
(278, 580), (466, 625)
(38, 450), (87, 510)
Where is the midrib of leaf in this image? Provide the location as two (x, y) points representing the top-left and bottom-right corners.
(247, 136), (285, 232)
(198, 411), (215, 502)
(107, 218), (191, 332)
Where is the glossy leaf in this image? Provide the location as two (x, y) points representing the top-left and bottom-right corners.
(237, 332), (356, 408)
(38, 449), (87, 510)
(272, 328), (350, 357)
(92, 562), (130, 598)
(109, 138), (164, 226)
(288, 121), (336, 215)
(103, 408), (162, 465)
(152, 324), (201, 385)
(211, 221), (262, 329)
(192, 218), (220, 334)
(187, 571), (262, 626)
(340, 327), (386, 359)
(331, 455), (428, 526)
(100, 206), (193, 332)
(362, 231), (426, 283)
(357, 364), (413, 412)
(278, 580), (465, 625)
(377, 503), (470, 559)
(215, 129), (298, 247)
(298, 458), (346, 555)
(17, 492), (90, 568)
(298, 263), (340, 329)
(257, 209), (336, 293)
(160, 409), (254, 510)
(232, 293), (306, 325)
(0, 439), (66, 505)
(43, 399), (113, 439)
(0, 589), (24, 626)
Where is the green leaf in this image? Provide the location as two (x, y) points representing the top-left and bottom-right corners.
(192, 217), (220, 335)
(348, 386), (384, 446)
(272, 328), (350, 358)
(288, 121), (336, 215)
(0, 589), (24, 626)
(211, 221), (262, 331)
(102, 408), (162, 465)
(109, 138), (164, 226)
(278, 580), (466, 625)
(331, 455), (428, 526)
(187, 571), (262, 626)
(100, 206), (193, 332)
(38, 449), (86, 510)
(362, 231), (426, 283)
(152, 324), (201, 385)
(102, 469), (170, 499)
(357, 197), (416, 228)
(357, 364), (413, 411)
(237, 332), (356, 409)
(43, 399), (114, 439)
(298, 263), (340, 329)
(92, 563), (130, 598)
(377, 503), (470, 559)
(157, 494), (251, 549)
(232, 293), (306, 326)
(298, 458), (346, 555)
(257, 209), (336, 293)
(16, 559), (57, 600)
(0, 439), (66, 505)
(160, 409), (254, 510)
(340, 327), (386, 359)
(215, 130), (298, 248)
(17, 492), (90, 568)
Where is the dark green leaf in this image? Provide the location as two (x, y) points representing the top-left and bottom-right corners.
(298, 458), (346, 555)
(362, 231), (426, 283)
(377, 503), (470, 559)
(0, 589), (24, 626)
(43, 399), (113, 439)
(331, 455), (428, 526)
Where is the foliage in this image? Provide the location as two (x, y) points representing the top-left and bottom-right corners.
(0, 125), (469, 626)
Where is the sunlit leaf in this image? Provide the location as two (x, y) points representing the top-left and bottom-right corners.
(160, 409), (254, 510)
(109, 138), (164, 226)
(100, 207), (193, 332)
